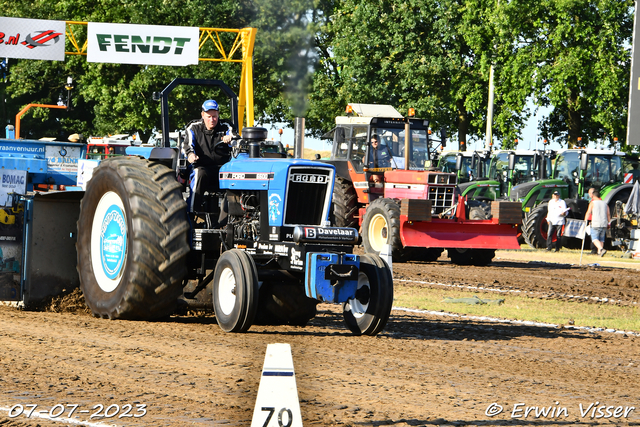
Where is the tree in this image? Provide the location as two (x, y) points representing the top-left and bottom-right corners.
(0, 0), (304, 141)
(308, 0), (531, 148)
(496, 0), (633, 147)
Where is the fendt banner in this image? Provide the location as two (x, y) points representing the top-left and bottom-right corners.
(87, 22), (199, 66)
(0, 17), (66, 61)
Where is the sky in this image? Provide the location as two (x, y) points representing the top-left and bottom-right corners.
(257, 104), (559, 154)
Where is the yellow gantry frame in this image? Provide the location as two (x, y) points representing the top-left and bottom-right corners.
(63, 22), (256, 129)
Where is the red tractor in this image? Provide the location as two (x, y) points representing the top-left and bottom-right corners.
(323, 104), (521, 265)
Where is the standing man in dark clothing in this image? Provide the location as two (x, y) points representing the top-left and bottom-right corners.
(182, 99), (234, 212)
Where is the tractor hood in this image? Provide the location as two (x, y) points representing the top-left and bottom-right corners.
(219, 154), (336, 191)
(509, 181), (539, 202)
(219, 154), (336, 228)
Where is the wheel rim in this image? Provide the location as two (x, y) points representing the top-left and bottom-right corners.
(348, 272), (371, 319)
(368, 213), (388, 252)
(90, 191), (128, 293)
(539, 218), (550, 241)
(218, 267), (237, 316)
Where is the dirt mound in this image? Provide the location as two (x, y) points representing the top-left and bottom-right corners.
(44, 287), (91, 314)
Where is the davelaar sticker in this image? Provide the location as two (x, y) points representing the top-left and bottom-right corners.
(268, 193), (282, 222)
(100, 205), (127, 279)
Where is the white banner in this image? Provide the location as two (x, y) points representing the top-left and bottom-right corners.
(0, 17), (66, 61)
(0, 170), (27, 206)
(87, 22), (199, 66)
(563, 218), (586, 239)
(77, 159), (100, 190)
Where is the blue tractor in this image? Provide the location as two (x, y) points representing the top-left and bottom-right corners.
(76, 79), (393, 335)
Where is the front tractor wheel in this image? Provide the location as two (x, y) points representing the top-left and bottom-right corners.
(362, 198), (412, 262)
(343, 254), (393, 336)
(77, 157), (190, 320)
(212, 249), (259, 333)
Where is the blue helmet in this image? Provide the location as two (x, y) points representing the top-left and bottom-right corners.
(201, 99), (219, 112)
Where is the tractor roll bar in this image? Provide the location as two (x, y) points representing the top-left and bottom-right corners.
(154, 78), (239, 148)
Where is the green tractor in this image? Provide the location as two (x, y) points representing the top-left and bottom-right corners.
(437, 150), (492, 184)
(459, 149), (554, 201)
(519, 149), (639, 248)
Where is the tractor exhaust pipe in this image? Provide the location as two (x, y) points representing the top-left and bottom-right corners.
(294, 117), (305, 158)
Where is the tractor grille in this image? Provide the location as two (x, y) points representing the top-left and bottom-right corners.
(284, 167), (333, 226)
(427, 173), (456, 214)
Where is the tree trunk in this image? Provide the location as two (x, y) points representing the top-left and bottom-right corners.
(456, 98), (469, 151)
(567, 90), (581, 148)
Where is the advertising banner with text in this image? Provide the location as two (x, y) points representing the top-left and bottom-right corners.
(0, 17), (66, 61)
(87, 22), (199, 66)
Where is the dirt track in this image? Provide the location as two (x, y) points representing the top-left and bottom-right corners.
(1, 251), (640, 427)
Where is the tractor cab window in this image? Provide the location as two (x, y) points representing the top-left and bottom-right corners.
(584, 155), (620, 188)
(370, 127), (429, 170)
(350, 126), (368, 172)
(439, 154), (458, 173)
(489, 152), (509, 181)
(333, 125), (369, 172)
(623, 156), (640, 181)
(478, 156), (492, 178)
(512, 155), (535, 184)
(409, 131), (430, 169)
(460, 157), (474, 179)
(333, 126), (350, 160)
(554, 151), (580, 197)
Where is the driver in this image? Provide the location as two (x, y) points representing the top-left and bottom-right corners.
(368, 134), (391, 168)
(182, 99), (234, 212)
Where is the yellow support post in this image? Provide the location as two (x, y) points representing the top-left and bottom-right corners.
(238, 27), (257, 129)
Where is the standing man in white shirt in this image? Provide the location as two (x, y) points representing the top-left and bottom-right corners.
(546, 190), (568, 252)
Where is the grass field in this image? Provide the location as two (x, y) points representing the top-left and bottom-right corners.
(394, 285), (640, 333)
(392, 246), (640, 333)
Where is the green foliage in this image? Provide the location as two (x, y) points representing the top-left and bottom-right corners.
(0, 0), (287, 140)
(310, 0), (531, 147)
(0, 0), (633, 149)
(496, 0), (633, 147)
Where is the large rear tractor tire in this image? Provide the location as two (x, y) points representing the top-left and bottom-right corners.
(77, 157), (190, 320)
(332, 177), (359, 228)
(212, 249), (260, 332)
(522, 204), (549, 249)
(343, 254), (393, 336)
(362, 198), (413, 262)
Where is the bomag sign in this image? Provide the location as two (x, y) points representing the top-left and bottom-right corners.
(88, 22), (199, 66)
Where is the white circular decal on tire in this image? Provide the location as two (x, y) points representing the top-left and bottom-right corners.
(91, 191), (127, 292)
